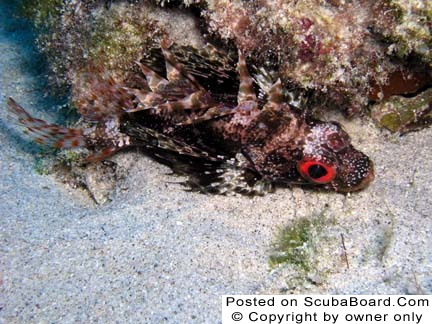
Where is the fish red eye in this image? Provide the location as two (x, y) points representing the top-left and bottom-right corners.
(298, 160), (336, 184)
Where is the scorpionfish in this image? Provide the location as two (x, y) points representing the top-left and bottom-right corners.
(7, 43), (374, 195)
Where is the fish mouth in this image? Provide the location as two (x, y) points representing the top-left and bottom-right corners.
(321, 145), (375, 193)
(336, 159), (375, 193)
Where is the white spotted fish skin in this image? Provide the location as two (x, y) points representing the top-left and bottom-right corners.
(7, 44), (374, 195)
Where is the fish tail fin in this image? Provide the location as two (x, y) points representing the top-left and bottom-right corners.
(7, 97), (86, 149)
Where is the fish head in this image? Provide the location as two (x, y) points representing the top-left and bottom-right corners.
(296, 121), (374, 192)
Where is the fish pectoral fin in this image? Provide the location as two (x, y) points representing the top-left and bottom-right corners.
(184, 162), (275, 196)
(177, 105), (234, 126)
(85, 146), (121, 163)
(124, 123), (220, 161)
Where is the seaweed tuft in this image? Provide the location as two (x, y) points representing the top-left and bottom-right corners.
(269, 211), (332, 272)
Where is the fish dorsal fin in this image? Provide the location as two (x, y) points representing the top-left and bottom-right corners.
(160, 42), (205, 91)
(156, 90), (212, 113)
(237, 50), (257, 104)
(135, 61), (168, 92)
(165, 60), (182, 81)
(267, 79), (283, 105)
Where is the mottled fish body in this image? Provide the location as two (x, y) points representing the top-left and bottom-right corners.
(7, 43), (374, 195)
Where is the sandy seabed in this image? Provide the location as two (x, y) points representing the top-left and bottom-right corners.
(0, 2), (431, 323)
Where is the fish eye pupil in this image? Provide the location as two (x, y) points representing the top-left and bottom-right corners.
(308, 164), (328, 179)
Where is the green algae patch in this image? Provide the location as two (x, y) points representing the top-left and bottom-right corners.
(269, 217), (318, 272)
(18, 0), (62, 29)
(57, 150), (85, 166)
(269, 210), (338, 273)
(88, 5), (161, 73)
(371, 89), (432, 134)
(34, 155), (53, 176)
(268, 210), (356, 291)
(268, 210), (362, 293)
